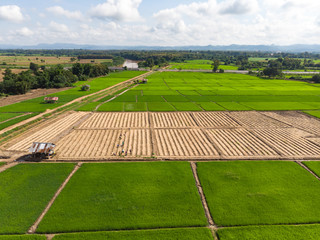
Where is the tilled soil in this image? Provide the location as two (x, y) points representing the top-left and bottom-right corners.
(4, 111), (320, 160)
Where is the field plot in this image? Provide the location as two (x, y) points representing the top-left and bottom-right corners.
(5, 111), (320, 160)
(217, 224), (320, 240)
(53, 228), (213, 240)
(151, 112), (197, 128)
(154, 129), (219, 158)
(6, 112), (88, 152)
(56, 129), (152, 159)
(263, 111), (320, 135)
(193, 112), (240, 128)
(100, 71), (320, 112)
(197, 161), (320, 226)
(0, 163), (74, 234)
(252, 128), (320, 157)
(228, 111), (290, 128)
(79, 112), (149, 128)
(37, 163), (207, 233)
(206, 128), (278, 158)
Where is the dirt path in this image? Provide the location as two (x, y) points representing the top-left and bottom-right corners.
(190, 162), (215, 226)
(28, 162), (82, 234)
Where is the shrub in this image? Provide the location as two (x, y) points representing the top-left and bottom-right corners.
(81, 85), (90, 91)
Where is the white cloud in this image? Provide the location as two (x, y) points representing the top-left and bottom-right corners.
(47, 6), (83, 20)
(219, 0), (258, 15)
(89, 0), (143, 22)
(0, 5), (24, 22)
(49, 21), (69, 32)
(16, 27), (33, 37)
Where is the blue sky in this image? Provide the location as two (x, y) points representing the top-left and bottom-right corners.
(0, 0), (319, 46)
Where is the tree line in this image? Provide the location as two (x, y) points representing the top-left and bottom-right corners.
(0, 63), (109, 95)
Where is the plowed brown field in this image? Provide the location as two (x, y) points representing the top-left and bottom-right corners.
(4, 111), (320, 160)
(6, 112), (89, 152)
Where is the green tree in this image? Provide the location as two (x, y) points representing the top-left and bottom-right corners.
(212, 60), (220, 72)
(29, 62), (39, 72)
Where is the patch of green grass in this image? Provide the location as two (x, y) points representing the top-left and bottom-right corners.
(216, 102), (251, 110)
(304, 111), (320, 118)
(137, 96), (165, 102)
(97, 102), (123, 112)
(76, 102), (100, 111)
(302, 162), (320, 178)
(147, 102), (176, 111)
(111, 94), (137, 102)
(0, 113), (24, 122)
(197, 161), (320, 226)
(170, 102), (203, 111)
(0, 163), (74, 234)
(241, 102), (314, 110)
(217, 224), (320, 240)
(163, 95), (189, 102)
(0, 113), (38, 130)
(123, 102), (147, 111)
(198, 102), (226, 111)
(97, 95), (114, 102)
(53, 228), (213, 240)
(0, 162), (5, 167)
(0, 236), (46, 240)
(37, 162), (207, 233)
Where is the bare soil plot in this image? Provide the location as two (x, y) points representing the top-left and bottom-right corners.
(6, 112), (88, 152)
(151, 112), (197, 128)
(252, 128), (320, 157)
(206, 128), (279, 158)
(56, 129), (152, 159)
(228, 111), (290, 128)
(154, 129), (219, 158)
(79, 112), (149, 129)
(5, 111), (320, 160)
(263, 111), (320, 135)
(192, 112), (240, 128)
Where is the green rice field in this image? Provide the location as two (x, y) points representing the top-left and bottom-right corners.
(197, 161), (320, 226)
(37, 162), (207, 233)
(0, 236), (46, 240)
(88, 72), (320, 111)
(0, 161), (320, 238)
(53, 228), (213, 240)
(0, 163), (74, 234)
(217, 224), (320, 240)
(169, 60), (238, 70)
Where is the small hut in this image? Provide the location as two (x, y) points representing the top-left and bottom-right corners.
(44, 97), (59, 103)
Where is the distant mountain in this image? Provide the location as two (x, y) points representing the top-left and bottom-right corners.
(1, 43), (320, 52)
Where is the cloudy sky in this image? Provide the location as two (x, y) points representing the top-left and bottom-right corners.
(0, 0), (319, 46)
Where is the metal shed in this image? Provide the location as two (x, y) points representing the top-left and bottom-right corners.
(29, 142), (56, 158)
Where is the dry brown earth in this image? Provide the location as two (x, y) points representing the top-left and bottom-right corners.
(3, 111), (320, 160)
